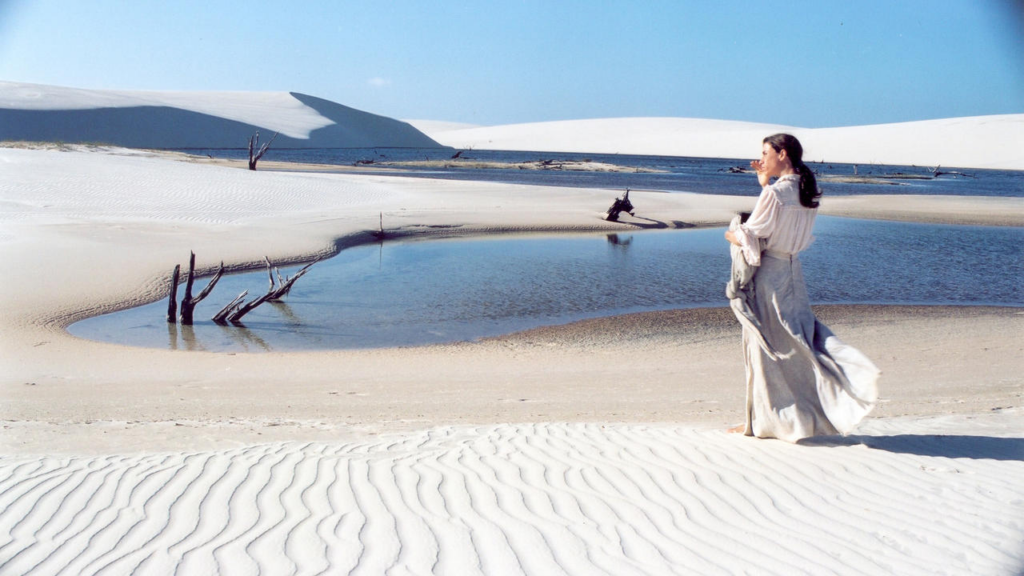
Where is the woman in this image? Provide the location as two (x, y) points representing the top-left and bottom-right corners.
(724, 134), (879, 441)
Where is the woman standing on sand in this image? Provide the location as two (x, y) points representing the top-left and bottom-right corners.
(724, 134), (880, 441)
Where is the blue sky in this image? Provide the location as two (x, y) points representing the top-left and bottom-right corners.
(0, 0), (1020, 127)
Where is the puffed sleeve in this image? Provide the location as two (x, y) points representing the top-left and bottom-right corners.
(735, 185), (781, 266)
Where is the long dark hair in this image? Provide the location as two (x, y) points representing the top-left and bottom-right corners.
(763, 133), (820, 208)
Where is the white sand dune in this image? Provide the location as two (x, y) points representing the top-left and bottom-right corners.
(1, 415), (1021, 576)
(404, 119), (483, 133)
(0, 81), (441, 149)
(422, 115), (1024, 170)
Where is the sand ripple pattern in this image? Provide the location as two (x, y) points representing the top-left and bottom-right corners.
(1, 423), (1022, 575)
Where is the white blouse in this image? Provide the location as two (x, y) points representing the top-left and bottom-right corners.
(735, 174), (817, 266)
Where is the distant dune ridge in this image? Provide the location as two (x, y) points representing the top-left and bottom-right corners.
(409, 114), (1024, 171)
(0, 81), (442, 149)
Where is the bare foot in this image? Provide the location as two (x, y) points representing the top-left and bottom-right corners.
(726, 424), (746, 434)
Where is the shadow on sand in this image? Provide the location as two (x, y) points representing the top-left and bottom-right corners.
(798, 434), (1024, 462)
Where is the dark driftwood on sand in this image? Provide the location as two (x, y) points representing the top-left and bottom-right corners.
(604, 189), (635, 222)
(179, 252), (225, 325)
(166, 264), (181, 323)
(247, 131), (278, 170)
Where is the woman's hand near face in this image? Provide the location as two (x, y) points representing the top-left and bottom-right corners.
(751, 160), (770, 188)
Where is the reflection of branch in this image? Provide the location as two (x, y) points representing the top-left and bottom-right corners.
(167, 322), (178, 351)
(179, 324), (206, 352)
(218, 323), (272, 352)
(606, 233), (633, 247)
(270, 301), (301, 325)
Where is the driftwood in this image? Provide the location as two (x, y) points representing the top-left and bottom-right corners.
(223, 292), (273, 325)
(212, 290), (249, 324)
(604, 189), (635, 222)
(217, 257), (319, 324)
(247, 131), (278, 170)
(179, 252), (225, 325)
(166, 264), (181, 323)
(930, 165), (973, 178)
(164, 250), (321, 327)
(266, 256), (319, 301)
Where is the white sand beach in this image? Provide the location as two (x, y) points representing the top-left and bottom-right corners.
(1, 88), (1022, 574)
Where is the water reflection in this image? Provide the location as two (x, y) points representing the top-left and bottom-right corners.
(71, 218), (1024, 353)
(218, 324), (271, 353)
(606, 233), (633, 247)
(178, 324), (205, 352)
(167, 322), (178, 351)
(270, 301), (301, 326)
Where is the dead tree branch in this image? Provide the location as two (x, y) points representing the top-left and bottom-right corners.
(212, 290), (249, 324)
(248, 131), (279, 170)
(225, 292), (273, 325)
(179, 252), (225, 325)
(166, 264), (181, 323)
(224, 256), (319, 324)
(373, 212), (386, 240)
(266, 256), (319, 301)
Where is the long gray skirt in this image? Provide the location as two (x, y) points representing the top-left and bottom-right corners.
(742, 253), (880, 441)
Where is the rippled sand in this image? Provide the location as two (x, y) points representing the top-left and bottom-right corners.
(3, 414), (1022, 575)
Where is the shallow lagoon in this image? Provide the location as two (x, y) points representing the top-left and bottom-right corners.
(70, 217), (1024, 352)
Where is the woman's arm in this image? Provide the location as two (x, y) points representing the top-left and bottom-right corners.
(727, 185), (781, 266)
(741, 187), (781, 240)
(725, 161), (772, 246)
